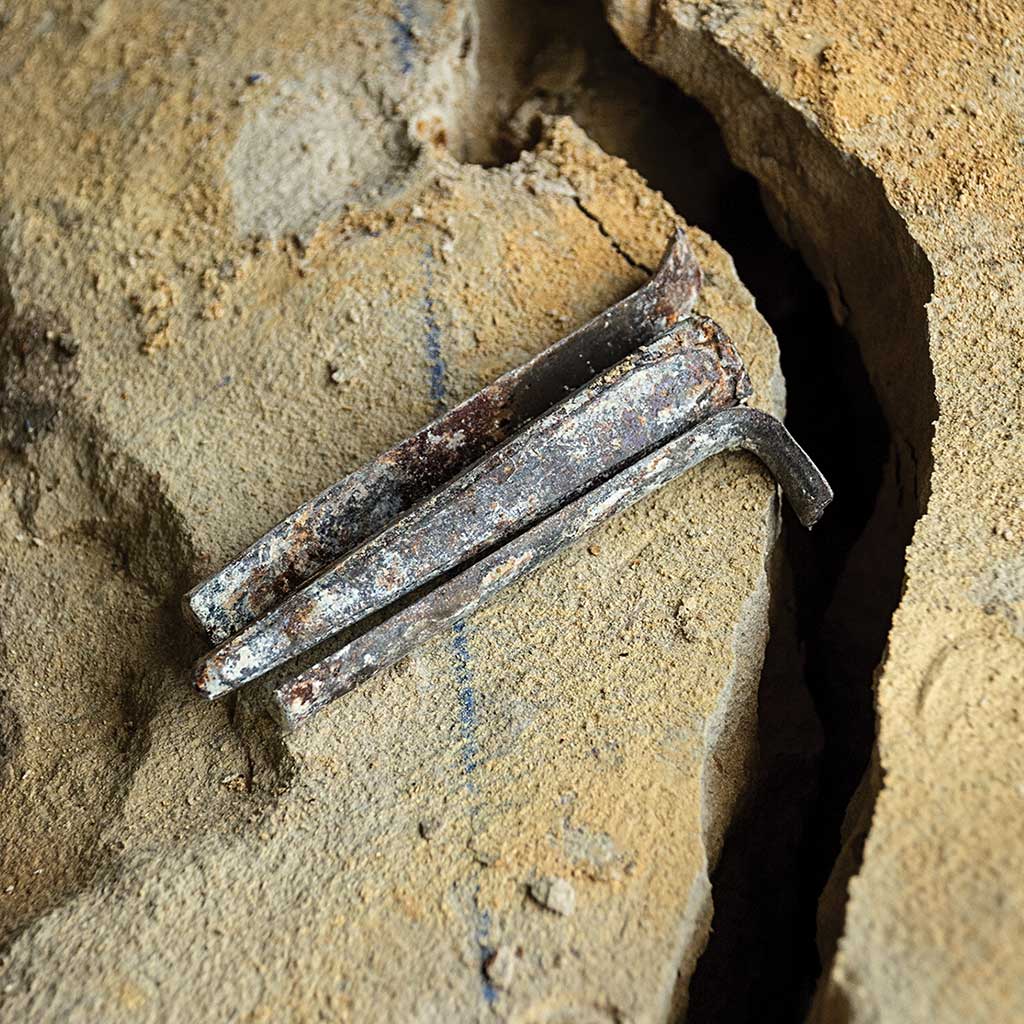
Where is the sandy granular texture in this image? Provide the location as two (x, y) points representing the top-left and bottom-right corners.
(607, 1), (1024, 1021)
(0, 3), (786, 1019)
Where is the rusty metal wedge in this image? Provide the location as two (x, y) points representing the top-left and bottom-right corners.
(184, 228), (703, 645)
(192, 314), (752, 700)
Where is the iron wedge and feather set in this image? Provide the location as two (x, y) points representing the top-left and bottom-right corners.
(183, 230), (832, 728)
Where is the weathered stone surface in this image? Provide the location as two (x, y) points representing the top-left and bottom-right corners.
(0, 5), (786, 1020)
(606, 0), (1024, 1021)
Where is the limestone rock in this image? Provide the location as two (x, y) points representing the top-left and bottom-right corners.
(606, 1), (1024, 1021)
(0, 4), (785, 1020)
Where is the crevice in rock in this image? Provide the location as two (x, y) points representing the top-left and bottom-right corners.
(571, 195), (654, 274)
(445, 1), (936, 1019)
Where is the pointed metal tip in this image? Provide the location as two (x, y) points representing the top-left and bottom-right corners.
(651, 225), (702, 318)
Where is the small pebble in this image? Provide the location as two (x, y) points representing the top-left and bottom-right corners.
(529, 876), (575, 916)
(484, 946), (517, 990)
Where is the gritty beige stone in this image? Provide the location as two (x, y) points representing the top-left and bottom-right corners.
(606, 1), (1024, 1021)
(530, 877), (577, 917)
(484, 945), (519, 990)
(0, 4), (787, 1021)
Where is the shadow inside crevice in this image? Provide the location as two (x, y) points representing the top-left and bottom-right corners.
(454, 2), (924, 1020)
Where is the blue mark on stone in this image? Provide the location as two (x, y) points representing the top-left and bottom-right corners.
(419, 238), (493, 1007)
(452, 619), (480, 792)
(420, 249), (446, 412)
(474, 902), (498, 1005)
(392, 0), (417, 75)
(450, 620), (496, 1005)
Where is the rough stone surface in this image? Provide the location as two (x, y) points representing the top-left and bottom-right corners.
(606, 1), (1024, 1021)
(0, 5), (785, 1021)
(530, 877), (577, 917)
